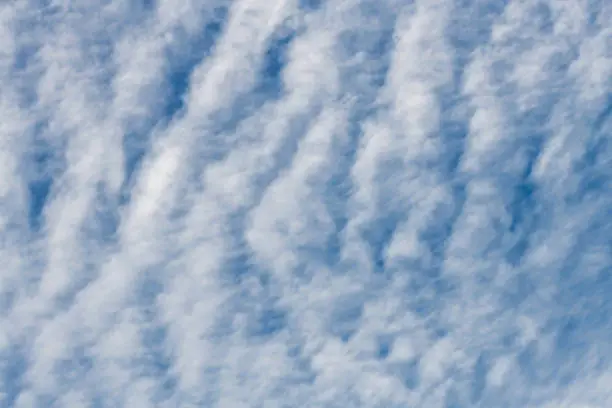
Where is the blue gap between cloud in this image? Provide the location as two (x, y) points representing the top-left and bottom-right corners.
(27, 126), (60, 232)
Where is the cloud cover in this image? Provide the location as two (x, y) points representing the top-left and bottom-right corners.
(0, 0), (610, 406)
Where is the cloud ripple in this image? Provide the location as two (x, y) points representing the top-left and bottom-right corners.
(0, 0), (610, 406)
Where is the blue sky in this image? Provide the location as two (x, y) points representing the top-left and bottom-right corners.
(0, 0), (610, 407)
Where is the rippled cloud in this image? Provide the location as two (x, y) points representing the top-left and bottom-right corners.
(0, 0), (610, 406)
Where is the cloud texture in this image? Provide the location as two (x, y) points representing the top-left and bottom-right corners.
(0, 0), (611, 406)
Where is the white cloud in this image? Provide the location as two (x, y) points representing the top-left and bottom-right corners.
(0, 0), (610, 406)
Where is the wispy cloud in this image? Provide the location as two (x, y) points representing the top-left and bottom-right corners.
(0, 0), (610, 406)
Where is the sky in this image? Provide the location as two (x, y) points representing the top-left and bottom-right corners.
(0, 0), (610, 407)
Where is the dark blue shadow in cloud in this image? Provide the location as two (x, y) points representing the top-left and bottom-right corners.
(393, 359), (420, 390)
(516, 340), (539, 382)
(555, 316), (582, 352)
(471, 353), (488, 403)
(328, 295), (364, 342)
(27, 133), (59, 231)
(445, 387), (464, 408)
(376, 337), (391, 359)
(248, 307), (287, 338)
(365, 212), (401, 274)
(593, 95), (612, 132)
(499, 266), (537, 311)
(504, 135), (544, 267)
(28, 177), (52, 231)
(298, 0), (323, 11)
(0, 345), (26, 408)
(119, 130), (149, 206)
(255, 29), (295, 98)
(506, 181), (537, 265)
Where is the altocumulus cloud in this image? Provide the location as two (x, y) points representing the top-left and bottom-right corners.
(0, 0), (610, 406)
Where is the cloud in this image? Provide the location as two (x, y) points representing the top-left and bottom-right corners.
(0, 0), (610, 407)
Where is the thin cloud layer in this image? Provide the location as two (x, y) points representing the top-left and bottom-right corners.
(0, 0), (610, 407)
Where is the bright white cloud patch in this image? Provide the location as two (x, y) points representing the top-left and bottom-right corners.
(0, 0), (611, 406)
